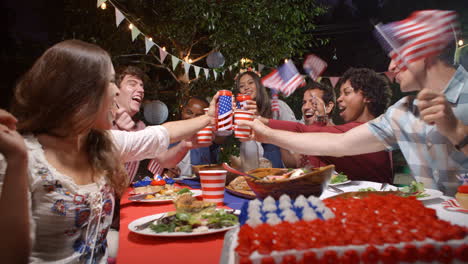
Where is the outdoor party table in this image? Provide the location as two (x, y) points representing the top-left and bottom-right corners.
(117, 180), (468, 263)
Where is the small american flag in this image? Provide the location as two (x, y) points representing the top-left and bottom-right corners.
(147, 159), (163, 177)
(217, 94), (233, 133)
(262, 60), (306, 97)
(303, 54), (327, 81)
(374, 10), (459, 70)
(271, 90), (280, 113)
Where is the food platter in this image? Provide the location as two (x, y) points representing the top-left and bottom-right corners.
(225, 186), (256, 199)
(128, 190), (202, 203)
(128, 209), (239, 237)
(328, 180), (351, 186)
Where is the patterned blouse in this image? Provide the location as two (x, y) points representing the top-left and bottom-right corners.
(0, 126), (169, 263)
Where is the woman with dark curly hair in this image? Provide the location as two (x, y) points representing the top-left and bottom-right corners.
(258, 68), (394, 183)
(336, 68), (392, 122)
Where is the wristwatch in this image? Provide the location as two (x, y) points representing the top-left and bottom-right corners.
(455, 135), (468, 151)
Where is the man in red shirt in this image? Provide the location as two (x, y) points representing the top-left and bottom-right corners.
(260, 68), (394, 183)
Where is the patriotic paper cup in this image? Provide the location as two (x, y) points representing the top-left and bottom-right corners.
(234, 110), (254, 139)
(196, 125), (213, 144)
(199, 170), (227, 205)
(216, 90), (233, 136)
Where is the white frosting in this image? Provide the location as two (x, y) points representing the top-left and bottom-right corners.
(302, 206), (318, 221)
(279, 194), (291, 204)
(250, 199), (262, 207)
(282, 210), (299, 223)
(293, 195), (308, 208)
(266, 213), (282, 226)
(263, 196), (275, 205)
(246, 215), (262, 227)
(278, 199), (292, 210)
(262, 200), (277, 212)
(307, 195), (321, 205)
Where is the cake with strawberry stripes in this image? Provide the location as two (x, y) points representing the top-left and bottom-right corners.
(232, 194), (468, 264)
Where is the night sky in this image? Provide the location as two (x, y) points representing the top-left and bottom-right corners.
(1, 0), (465, 109)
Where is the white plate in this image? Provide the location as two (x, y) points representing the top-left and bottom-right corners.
(128, 209), (239, 237)
(416, 188), (443, 201)
(128, 190), (202, 203)
(328, 180), (352, 186)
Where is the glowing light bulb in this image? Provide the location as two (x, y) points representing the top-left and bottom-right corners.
(129, 24), (133, 30)
(149, 37), (153, 42)
(188, 59), (193, 63)
(459, 40), (464, 46)
(100, 3), (107, 9)
(162, 47), (166, 51)
(284, 59), (288, 63)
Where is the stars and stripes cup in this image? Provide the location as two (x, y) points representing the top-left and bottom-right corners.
(236, 94), (252, 110)
(199, 170), (227, 205)
(234, 110), (254, 139)
(196, 108), (213, 144)
(216, 90), (233, 136)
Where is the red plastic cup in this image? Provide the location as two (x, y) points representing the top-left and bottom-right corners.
(234, 110), (254, 139)
(196, 126), (213, 144)
(199, 170), (227, 205)
(197, 108), (213, 144)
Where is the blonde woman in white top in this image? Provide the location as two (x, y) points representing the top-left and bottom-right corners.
(0, 40), (218, 263)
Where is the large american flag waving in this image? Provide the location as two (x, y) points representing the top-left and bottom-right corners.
(374, 10), (459, 70)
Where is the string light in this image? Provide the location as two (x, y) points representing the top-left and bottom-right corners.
(459, 39), (465, 46)
(162, 47), (166, 51)
(284, 59), (289, 63)
(100, 3), (107, 10)
(149, 37), (153, 42)
(188, 58), (193, 63)
(129, 23), (133, 30)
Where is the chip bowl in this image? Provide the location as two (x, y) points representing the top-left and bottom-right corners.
(244, 165), (335, 199)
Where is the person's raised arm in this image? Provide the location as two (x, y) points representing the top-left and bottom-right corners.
(238, 119), (386, 157)
(417, 88), (468, 155)
(162, 93), (219, 143)
(0, 109), (31, 263)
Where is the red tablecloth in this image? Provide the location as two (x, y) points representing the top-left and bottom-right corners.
(116, 188), (229, 263)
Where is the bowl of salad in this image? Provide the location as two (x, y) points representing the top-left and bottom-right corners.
(244, 165), (335, 200)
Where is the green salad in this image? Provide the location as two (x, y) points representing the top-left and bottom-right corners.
(399, 181), (429, 198)
(358, 187), (377, 192)
(149, 208), (238, 233)
(330, 172), (349, 184)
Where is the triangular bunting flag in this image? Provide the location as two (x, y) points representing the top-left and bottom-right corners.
(115, 8), (125, 27)
(145, 37), (155, 54)
(171, 56), (180, 71)
(329, 77), (340, 87)
(131, 26), (141, 42)
(159, 47), (168, 63)
(203, 68), (210, 79)
(258, 63), (265, 73)
(183, 61), (191, 76)
(97, 0), (106, 8)
(194, 66), (201, 78)
(213, 70), (218, 80)
(384, 71), (396, 82)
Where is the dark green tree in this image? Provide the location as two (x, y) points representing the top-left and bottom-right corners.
(61, 0), (328, 114)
